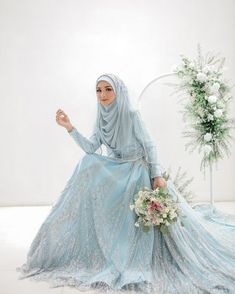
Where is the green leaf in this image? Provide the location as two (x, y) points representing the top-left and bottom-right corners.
(142, 225), (150, 233)
(161, 226), (169, 234)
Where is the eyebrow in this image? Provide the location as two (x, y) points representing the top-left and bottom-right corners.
(96, 85), (112, 89)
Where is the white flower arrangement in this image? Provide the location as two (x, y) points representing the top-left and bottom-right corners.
(129, 185), (185, 234)
(172, 44), (235, 173)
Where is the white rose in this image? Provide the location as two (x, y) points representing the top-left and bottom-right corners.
(203, 145), (213, 155)
(209, 82), (220, 94)
(204, 133), (212, 142)
(197, 72), (207, 83)
(214, 109), (223, 118)
(162, 214), (167, 218)
(207, 95), (218, 104)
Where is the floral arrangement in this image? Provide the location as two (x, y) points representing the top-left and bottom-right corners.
(129, 184), (183, 234)
(172, 44), (235, 174)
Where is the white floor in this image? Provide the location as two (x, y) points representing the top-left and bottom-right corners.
(0, 203), (235, 294)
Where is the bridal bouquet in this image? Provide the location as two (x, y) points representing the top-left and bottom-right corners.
(129, 185), (181, 234)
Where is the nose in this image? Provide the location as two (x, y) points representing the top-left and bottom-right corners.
(101, 92), (106, 99)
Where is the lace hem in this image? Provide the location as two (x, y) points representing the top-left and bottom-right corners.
(16, 265), (232, 294)
(16, 266), (157, 294)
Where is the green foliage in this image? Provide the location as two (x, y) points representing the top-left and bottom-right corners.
(173, 44), (235, 174)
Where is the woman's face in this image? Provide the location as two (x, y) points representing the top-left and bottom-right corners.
(96, 81), (116, 106)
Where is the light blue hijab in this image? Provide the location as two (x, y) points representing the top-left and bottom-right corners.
(94, 73), (163, 172)
(94, 73), (136, 150)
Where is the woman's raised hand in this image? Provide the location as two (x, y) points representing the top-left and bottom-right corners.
(56, 109), (73, 132)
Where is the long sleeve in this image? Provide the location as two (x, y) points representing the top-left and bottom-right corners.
(67, 127), (102, 154)
(132, 111), (163, 178)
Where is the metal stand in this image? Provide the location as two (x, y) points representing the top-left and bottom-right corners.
(209, 161), (214, 206)
(138, 72), (177, 104)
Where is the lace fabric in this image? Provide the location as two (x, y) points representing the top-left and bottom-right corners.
(16, 152), (235, 293)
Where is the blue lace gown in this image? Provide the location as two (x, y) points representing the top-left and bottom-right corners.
(16, 111), (235, 294)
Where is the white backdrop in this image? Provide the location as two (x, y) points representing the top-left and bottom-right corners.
(0, 0), (235, 206)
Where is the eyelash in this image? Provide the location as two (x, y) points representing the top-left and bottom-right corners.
(96, 88), (112, 92)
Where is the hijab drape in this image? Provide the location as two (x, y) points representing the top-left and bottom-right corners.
(94, 73), (136, 150)
(93, 73), (162, 171)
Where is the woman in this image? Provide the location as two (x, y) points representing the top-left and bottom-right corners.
(16, 73), (235, 293)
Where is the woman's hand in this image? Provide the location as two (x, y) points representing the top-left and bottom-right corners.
(152, 176), (167, 190)
(56, 109), (73, 131)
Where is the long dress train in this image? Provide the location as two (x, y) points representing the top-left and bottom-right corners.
(16, 111), (235, 294)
